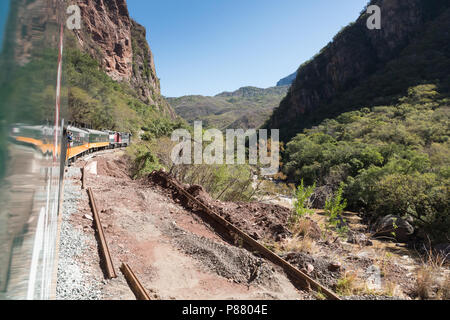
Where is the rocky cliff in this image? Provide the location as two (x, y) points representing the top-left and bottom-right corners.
(72, 0), (174, 117)
(3, 0), (63, 66)
(276, 72), (297, 87)
(266, 0), (450, 142)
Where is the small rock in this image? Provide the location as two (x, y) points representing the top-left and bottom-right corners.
(305, 263), (314, 274)
(252, 231), (261, 240)
(301, 263), (314, 275)
(328, 262), (342, 272)
(83, 214), (94, 221)
(347, 232), (373, 246)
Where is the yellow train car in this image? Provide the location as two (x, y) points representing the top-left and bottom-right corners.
(10, 125), (55, 156)
(86, 129), (109, 150)
(66, 126), (89, 160)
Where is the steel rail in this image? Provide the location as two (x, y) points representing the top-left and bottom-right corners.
(87, 187), (117, 279)
(120, 263), (151, 300)
(160, 173), (340, 300)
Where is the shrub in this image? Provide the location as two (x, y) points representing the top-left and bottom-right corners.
(291, 180), (315, 224)
(172, 163), (255, 202)
(282, 84), (449, 243)
(127, 143), (162, 178)
(324, 184), (348, 236)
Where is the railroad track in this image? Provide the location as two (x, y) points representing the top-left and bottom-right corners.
(82, 163), (340, 300)
(120, 263), (151, 300)
(86, 186), (150, 299)
(87, 187), (117, 280)
(151, 170), (341, 300)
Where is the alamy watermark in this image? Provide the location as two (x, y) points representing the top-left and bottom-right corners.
(65, 2), (81, 30)
(170, 122), (280, 176)
(65, 3), (381, 31)
(366, 5), (381, 30)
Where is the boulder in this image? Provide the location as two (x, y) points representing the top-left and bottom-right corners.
(328, 262), (342, 272)
(374, 215), (414, 243)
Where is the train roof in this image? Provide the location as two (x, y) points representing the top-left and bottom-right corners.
(85, 128), (109, 135)
(67, 125), (89, 134)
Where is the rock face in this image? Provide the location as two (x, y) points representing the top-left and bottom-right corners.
(5, 0), (64, 66)
(266, 0), (450, 141)
(73, 0), (174, 116)
(276, 72), (297, 87)
(374, 215), (414, 243)
(76, 0), (133, 82)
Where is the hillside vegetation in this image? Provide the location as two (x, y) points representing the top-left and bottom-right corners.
(168, 86), (288, 130)
(66, 47), (182, 135)
(283, 84), (449, 242)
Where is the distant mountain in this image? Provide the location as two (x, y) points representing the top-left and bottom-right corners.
(276, 71), (297, 87)
(167, 86), (289, 130)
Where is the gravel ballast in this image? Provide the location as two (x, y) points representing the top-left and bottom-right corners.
(56, 167), (103, 300)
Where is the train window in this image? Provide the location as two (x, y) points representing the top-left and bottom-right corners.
(0, 1), (67, 300)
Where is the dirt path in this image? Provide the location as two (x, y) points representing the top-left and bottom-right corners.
(61, 150), (311, 300)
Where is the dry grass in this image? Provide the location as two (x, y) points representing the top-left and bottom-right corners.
(285, 236), (318, 254)
(436, 275), (450, 300)
(373, 248), (394, 279)
(278, 218), (324, 254)
(414, 247), (449, 300)
(416, 266), (434, 299)
(291, 218), (317, 237)
(269, 235), (319, 255)
(384, 280), (400, 297)
(336, 272), (363, 296)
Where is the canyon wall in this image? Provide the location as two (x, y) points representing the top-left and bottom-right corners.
(266, 0), (450, 141)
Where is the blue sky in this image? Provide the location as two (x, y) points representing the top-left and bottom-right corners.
(0, 0), (10, 52)
(127, 0), (369, 97)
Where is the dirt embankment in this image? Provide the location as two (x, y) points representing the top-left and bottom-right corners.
(57, 151), (312, 300)
(59, 153), (449, 300)
(147, 170), (449, 300)
(147, 170), (293, 242)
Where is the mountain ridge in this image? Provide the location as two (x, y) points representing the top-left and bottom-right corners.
(71, 0), (174, 118)
(168, 85), (289, 130)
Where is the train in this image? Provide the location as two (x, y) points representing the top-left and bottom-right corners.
(10, 124), (131, 163)
(66, 125), (131, 163)
(0, 1), (136, 300)
(1, 122), (131, 300)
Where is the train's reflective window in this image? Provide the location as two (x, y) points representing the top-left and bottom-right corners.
(0, 1), (67, 300)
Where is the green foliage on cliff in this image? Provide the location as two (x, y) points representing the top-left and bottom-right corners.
(66, 48), (178, 135)
(283, 84), (450, 242)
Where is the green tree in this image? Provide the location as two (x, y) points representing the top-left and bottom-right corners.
(291, 180), (316, 224)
